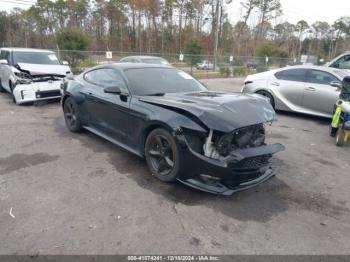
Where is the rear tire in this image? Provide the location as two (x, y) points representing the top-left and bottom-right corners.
(336, 129), (345, 147)
(256, 90), (275, 109)
(63, 97), (83, 132)
(145, 128), (182, 182)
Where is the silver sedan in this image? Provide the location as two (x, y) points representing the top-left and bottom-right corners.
(241, 66), (350, 118)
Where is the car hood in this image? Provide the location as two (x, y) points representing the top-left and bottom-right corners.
(17, 63), (71, 76)
(139, 91), (276, 132)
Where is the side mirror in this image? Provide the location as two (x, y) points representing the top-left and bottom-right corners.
(0, 59), (8, 65)
(104, 86), (121, 94)
(330, 81), (342, 89)
(62, 61), (69, 65)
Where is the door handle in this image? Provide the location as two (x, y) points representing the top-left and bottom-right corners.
(306, 87), (316, 91)
(271, 82), (280, 86)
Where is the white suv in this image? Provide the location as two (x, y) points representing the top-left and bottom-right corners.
(327, 51), (350, 70)
(0, 48), (72, 104)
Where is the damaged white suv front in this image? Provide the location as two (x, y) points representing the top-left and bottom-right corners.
(0, 48), (72, 104)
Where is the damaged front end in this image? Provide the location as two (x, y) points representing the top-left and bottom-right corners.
(176, 124), (285, 195)
(13, 69), (65, 104)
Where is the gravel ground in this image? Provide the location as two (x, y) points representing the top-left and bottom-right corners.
(0, 77), (349, 255)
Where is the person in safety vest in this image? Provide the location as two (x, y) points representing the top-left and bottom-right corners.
(330, 76), (350, 137)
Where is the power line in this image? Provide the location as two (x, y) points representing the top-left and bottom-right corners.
(0, 0), (35, 6)
(6, 0), (36, 3)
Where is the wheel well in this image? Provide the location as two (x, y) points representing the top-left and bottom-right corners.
(61, 95), (70, 108)
(255, 90), (275, 108)
(142, 124), (172, 148)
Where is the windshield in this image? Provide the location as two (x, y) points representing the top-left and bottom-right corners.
(142, 58), (169, 65)
(124, 68), (207, 96)
(13, 51), (61, 65)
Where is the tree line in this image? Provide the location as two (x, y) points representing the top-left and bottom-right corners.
(0, 0), (349, 61)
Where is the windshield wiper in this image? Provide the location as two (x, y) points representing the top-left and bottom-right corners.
(145, 92), (165, 96)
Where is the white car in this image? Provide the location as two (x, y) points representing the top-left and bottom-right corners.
(0, 48), (72, 104)
(241, 66), (350, 118)
(196, 60), (214, 70)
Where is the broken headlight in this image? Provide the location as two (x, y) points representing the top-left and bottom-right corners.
(15, 72), (32, 84)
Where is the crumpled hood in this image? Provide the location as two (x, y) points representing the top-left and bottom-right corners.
(139, 91), (276, 132)
(17, 63), (71, 76)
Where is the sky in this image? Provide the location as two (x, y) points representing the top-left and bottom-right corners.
(226, 0), (350, 25)
(0, 0), (350, 26)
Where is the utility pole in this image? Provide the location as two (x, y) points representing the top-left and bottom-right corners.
(213, 0), (222, 71)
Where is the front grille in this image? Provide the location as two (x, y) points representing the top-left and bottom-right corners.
(36, 90), (61, 98)
(232, 155), (271, 171)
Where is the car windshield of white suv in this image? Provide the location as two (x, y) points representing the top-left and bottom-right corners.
(13, 52), (61, 65)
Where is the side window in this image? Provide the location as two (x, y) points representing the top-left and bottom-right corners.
(275, 69), (306, 82)
(338, 55), (350, 69)
(0, 51), (9, 62)
(306, 70), (338, 85)
(84, 69), (127, 90)
(331, 55), (350, 69)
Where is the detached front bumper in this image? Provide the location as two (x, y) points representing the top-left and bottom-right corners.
(13, 81), (62, 104)
(177, 135), (285, 195)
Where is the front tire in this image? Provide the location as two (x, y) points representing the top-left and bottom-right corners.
(0, 78), (5, 93)
(256, 90), (275, 109)
(145, 128), (182, 182)
(63, 97), (82, 132)
(9, 82), (17, 104)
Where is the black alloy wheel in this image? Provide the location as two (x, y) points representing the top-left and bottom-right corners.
(64, 97), (82, 132)
(145, 128), (181, 182)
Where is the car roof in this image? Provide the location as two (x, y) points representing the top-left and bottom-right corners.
(273, 65), (350, 79)
(87, 62), (175, 71)
(279, 65), (344, 73)
(0, 47), (54, 53)
(121, 56), (166, 60)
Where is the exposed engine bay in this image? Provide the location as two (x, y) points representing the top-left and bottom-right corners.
(185, 124), (267, 160)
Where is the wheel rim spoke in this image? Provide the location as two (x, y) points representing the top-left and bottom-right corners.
(164, 156), (174, 168)
(149, 150), (161, 157)
(155, 136), (163, 148)
(149, 134), (175, 176)
(65, 102), (77, 128)
(157, 158), (167, 173)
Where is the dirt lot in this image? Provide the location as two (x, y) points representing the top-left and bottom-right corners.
(0, 78), (349, 255)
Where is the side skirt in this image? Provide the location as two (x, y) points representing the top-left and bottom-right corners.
(83, 126), (144, 158)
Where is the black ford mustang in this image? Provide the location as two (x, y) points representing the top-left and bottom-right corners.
(61, 63), (285, 195)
